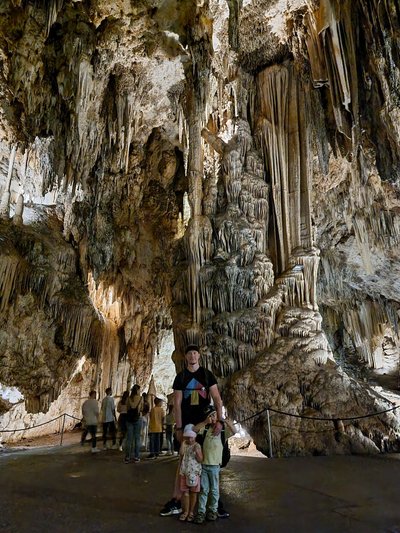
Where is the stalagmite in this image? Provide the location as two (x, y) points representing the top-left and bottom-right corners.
(12, 195), (24, 226)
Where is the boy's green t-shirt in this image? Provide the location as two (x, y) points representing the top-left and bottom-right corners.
(198, 425), (232, 466)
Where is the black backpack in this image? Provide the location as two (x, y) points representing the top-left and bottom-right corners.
(126, 405), (140, 423)
(220, 428), (231, 468)
(221, 424), (231, 468)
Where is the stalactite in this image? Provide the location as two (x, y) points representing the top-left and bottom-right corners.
(341, 299), (392, 368)
(0, 255), (24, 313)
(237, 239), (256, 267)
(0, 144), (17, 220)
(250, 227), (266, 254)
(305, 0), (356, 137)
(257, 62), (313, 273)
(46, 0), (64, 38)
(289, 249), (320, 310)
(0, 191), (10, 220)
(277, 269), (306, 308)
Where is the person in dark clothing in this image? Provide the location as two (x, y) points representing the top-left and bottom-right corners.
(117, 390), (129, 451)
(173, 346), (223, 432)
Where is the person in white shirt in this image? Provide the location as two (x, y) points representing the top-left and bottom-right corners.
(81, 390), (100, 453)
(101, 387), (117, 450)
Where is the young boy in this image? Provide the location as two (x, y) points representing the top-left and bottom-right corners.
(193, 405), (236, 523)
(148, 398), (165, 459)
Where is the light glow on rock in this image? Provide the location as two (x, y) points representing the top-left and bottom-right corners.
(0, 384), (24, 404)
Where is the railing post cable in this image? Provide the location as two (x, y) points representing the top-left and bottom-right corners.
(267, 408), (273, 459)
(60, 413), (66, 447)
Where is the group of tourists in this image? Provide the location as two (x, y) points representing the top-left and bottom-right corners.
(80, 385), (171, 460)
(80, 343), (234, 522)
(81, 386), (118, 453)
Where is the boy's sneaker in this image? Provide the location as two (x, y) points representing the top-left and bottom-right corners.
(91, 447), (101, 454)
(159, 499), (181, 516)
(193, 513), (205, 524)
(206, 511), (218, 521)
(217, 509), (230, 518)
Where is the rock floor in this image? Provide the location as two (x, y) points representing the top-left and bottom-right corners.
(1, 436), (400, 532)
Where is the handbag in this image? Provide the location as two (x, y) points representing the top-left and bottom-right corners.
(186, 472), (198, 487)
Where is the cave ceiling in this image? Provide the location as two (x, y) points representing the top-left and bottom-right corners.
(1, 0), (400, 455)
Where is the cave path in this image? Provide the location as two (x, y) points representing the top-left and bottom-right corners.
(0, 444), (399, 532)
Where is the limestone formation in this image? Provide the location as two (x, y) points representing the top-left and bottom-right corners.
(0, 0), (400, 454)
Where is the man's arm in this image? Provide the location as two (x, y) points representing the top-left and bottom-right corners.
(174, 389), (183, 442)
(209, 383), (224, 435)
(224, 417), (237, 436)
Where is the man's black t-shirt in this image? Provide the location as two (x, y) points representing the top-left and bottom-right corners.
(173, 367), (217, 426)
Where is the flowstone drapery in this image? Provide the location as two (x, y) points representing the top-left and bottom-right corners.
(172, 0), (400, 455)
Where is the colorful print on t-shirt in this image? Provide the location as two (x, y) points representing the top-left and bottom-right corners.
(184, 378), (208, 406)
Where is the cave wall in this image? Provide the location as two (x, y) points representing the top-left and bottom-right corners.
(0, 0), (184, 438)
(170, 0), (400, 454)
(0, 0), (400, 453)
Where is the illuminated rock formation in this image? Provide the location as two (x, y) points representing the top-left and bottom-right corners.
(0, 0), (400, 453)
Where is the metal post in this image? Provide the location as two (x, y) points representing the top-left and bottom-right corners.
(266, 409), (273, 458)
(60, 414), (66, 446)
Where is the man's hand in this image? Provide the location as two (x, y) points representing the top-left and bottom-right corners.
(212, 420), (223, 436)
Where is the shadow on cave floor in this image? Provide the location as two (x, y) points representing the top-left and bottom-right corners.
(1, 439), (400, 533)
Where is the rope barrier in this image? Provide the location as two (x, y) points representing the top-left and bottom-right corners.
(234, 401), (400, 458)
(0, 400), (398, 436)
(238, 402), (400, 425)
(0, 413), (81, 433)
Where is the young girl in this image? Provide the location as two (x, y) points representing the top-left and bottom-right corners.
(179, 424), (203, 522)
